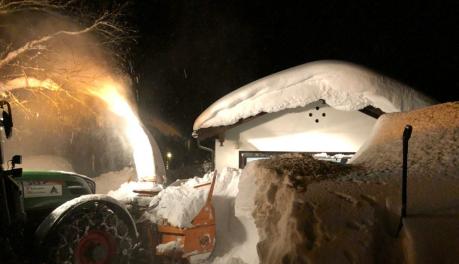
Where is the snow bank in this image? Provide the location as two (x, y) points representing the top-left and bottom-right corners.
(132, 168), (242, 230)
(193, 60), (435, 131)
(107, 180), (163, 205)
(237, 102), (459, 263)
(250, 154), (359, 263)
(94, 167), (137, 194)
(142, 182), (209, 228)
(156, 241), (182, 255)
(140, 168), (243, 230)
(351, 102), (459, 180)
(207, 167), (262, 264)
(94, 103), (458, 263)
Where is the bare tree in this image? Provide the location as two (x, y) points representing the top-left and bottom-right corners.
(0, 0), (132, 100)
(0, 0), (136, 175)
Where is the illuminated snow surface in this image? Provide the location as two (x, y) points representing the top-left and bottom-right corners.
(107, 180), (164, 205)
(95, 167), (250, 262)
(94, 167), (137, 194)
(93, 102), (458, 264)
(236, 102), (459, 264)
(193, 60), (435, 131)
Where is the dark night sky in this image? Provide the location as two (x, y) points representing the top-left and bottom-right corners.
(128, 1), (458, 136)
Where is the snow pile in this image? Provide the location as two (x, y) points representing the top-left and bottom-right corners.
(91, 103), (457, 263)
(235, 102), (459, 263)
(94, 167), (137, 194)
(351, 102), (459, 180)
(207, 167), (262, 264)
(312, 152), (354, 163)
(142, 182), (209, 228)
(107, 180), (163, 205)
(140, 168), (243, 230)
(249, 154), (359, 264)
(193, 60), (435, 131)
(156, 241), (181, 255)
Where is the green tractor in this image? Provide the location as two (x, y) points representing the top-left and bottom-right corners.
(0, 100), (138, 264)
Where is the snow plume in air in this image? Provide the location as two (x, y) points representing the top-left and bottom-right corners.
(0, 3), (158, 178)
(89, 82), (155, 181)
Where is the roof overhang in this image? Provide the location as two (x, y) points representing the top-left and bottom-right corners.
(193, 102), (385, 140)
(192, 60), (435, 138)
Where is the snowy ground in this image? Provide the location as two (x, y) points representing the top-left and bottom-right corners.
(238, 102), (459, 263)
(93, 102), (458, 263)
(93, 166), (252, 263)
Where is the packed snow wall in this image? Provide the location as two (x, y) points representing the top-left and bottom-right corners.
(350, 102), (459, 179)
(240, 102), (459, 263)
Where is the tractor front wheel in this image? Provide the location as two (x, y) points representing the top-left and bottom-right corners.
(44, 201), (135, 264)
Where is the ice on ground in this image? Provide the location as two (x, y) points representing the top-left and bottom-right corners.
(193, 60), (435, 131)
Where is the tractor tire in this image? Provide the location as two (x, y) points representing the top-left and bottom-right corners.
(43, 201), (136, 264)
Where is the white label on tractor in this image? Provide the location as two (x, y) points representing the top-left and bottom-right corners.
(23, 181), (63, 198)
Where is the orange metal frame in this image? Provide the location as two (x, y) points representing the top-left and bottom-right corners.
(153, 171), (217, 259)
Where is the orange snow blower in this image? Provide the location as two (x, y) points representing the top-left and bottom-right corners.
(137, 171), (217, 262)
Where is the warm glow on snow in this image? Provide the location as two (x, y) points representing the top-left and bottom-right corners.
(247, 131), (357, 152)
(89, 82), (155, 181)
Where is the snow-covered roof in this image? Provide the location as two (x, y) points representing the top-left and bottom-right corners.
(193, 60), (435, 131)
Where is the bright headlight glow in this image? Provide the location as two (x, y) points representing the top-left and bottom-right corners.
(89, 82), (155, 181)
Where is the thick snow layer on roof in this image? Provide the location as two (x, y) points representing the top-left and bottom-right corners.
(193, 60), (435, 131)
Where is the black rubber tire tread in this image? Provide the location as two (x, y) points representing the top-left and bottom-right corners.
(42, 201), (135, 264)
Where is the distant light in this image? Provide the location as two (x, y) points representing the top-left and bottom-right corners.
(167, 152), (172, 159)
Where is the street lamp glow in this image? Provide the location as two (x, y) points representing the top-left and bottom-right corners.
(166, 152), (172, 159)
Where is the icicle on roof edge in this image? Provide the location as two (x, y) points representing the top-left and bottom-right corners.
(193, 60), (436, 131)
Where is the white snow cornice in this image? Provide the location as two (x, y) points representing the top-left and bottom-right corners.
(193, 60), (436, 131)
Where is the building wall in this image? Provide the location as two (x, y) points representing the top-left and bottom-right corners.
(214, 102), (377, 171)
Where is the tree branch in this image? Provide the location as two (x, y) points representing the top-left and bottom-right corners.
(0, 76), (60, 91)
(0, 17), (110, 69)
(0, 0), (74, 15)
